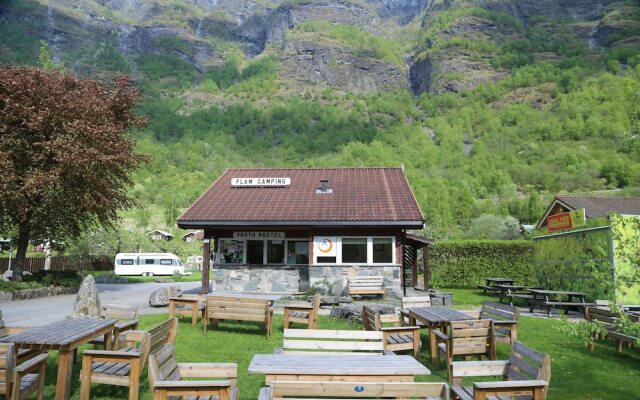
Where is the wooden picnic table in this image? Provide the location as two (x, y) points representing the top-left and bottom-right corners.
(496, 284), (534, 305)
(528, 289), (592, 316)
(169, 295), (205, 327)
(248, 353), (430, 384)
(0, 317), (116, 400)
(477, 277), (516, 295)
(406, 306), (473, 362)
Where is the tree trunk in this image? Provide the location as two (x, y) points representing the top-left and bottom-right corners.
(13, 225), (31, 282)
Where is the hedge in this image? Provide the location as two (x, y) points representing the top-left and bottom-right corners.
(429, 240), (534, 288)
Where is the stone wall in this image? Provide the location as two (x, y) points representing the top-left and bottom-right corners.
(310, 265), (402, 298)
(212, 265), (300, 293)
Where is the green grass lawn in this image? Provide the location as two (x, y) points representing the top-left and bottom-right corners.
(36, 289), (640, 399)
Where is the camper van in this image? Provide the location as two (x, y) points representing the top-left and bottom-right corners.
(114, 253), (184, 276)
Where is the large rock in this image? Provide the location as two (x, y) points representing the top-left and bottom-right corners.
(71, 275), (101, 318)
(148, 286), (181, 307)
(330, 302), (397, 323)
(2, 270), (12, 282)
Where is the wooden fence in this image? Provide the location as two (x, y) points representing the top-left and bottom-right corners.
(0, 256), (113, 273)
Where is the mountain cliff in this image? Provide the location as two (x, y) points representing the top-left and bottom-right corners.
(1, 0), (639, 236)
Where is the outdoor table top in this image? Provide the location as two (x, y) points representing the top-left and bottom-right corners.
(496, 284), (530, 290)
(407, 306), (473, 325)
(485, 278), (516, 285)
(528, 289), (587, 296)
(0, 317), (117, 350)
(248, 353), (431, 376)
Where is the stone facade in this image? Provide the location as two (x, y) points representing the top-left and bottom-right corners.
(211, 264), (402, 297)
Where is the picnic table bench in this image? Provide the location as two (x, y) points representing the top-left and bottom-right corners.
(585, 307), (640, 353)
(169, 295), (205, 328)
(258, 381), (450, 399)
(477, 278), (516, 295)
(528, 289), (593, 316)
(495, 285), (535, 305)
(348, 276), (386, 299)
(277, 328), (390, 355)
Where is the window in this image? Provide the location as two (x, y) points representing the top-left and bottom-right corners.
(144, 259), (155, 265)
(287, 241), (309, 264)
(120, 259), (134, 265)
(220, 239), (244, 264)
(342, 238), (367, 263)
(247, 240), (264, 264)
(317, 256), (336, 263)
(160, 259), (173, 265)
(373, 238), (393, 263)
(267, 240), (284, 264)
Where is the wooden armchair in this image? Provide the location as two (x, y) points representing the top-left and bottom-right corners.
(0, 343), (48, 400)
(400, 296), (431, 325)
(0, 310), (42, 364)
(479, 301), (519, 346)
(258, 381), (450, 399)
(149, 344), (238, 400)
(451, 341), (551, 400)
(89, 303), (139, 350)
(79, 330), (151, 400)
(361, 305), (421, 359)
(433, 319), (495, 381)
(283, 293), (321, 329)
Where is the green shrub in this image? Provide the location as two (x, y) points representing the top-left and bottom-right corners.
(0, 281), (43, 292)
(430, 240), (534, 288)
(24, 270), (82, 287)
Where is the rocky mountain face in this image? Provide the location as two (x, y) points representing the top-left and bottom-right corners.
(0, 0), (637, 95)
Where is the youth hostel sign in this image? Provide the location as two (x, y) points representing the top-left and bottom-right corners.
(231, 177), (291, 187)
(547, 209), (586, 232)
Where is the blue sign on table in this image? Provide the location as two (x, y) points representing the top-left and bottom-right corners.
(354, 385), (365, 393)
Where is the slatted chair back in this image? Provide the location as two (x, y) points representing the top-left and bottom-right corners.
(348, 276), (386, 298)
(585, 306), (620, 327)
(505, 342), (551, 384)
(402, 296), (431, 309)
(480, 301), (519, 323)
(0, 343), (15, 397)
(207, 296), (271, 322)
(282, 329), (385, 355)
(362, 305), (399, 331)
(309, 293), (322, 323)
(264, 381), (450, 399)
(449, 319), (494, 357)
(100, 303), (139, 321)
(141, 318), (178, 357)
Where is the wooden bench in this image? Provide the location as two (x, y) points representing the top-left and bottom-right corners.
(283, 294), (321, 330)
(348, 276), (386, 299)
(451, 341), (551, 400)
(89, 303), (139, 350)
(0, 310), (42, 365)
(276, 328), (393, 355)
(479, 302), (519, 346)
(149, 343), (238, 400)
(361, 305), (421, 359)
(0, 342), (48, 400)
(585, 307), (639, 352)
(204, 295), (274, 338)
(258, 381), (450, 399)
(80, 318), (178, 400)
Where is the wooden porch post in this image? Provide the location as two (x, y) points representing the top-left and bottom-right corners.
(202, 237), (210, 294)
(411, 247), (418, 287)
(422, 244), (430, 291)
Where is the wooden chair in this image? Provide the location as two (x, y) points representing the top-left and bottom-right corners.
(585, 306), (640, 352)
(258, 381), (450, 399)
(277, 328), (393, 355)
(0, 343), (48, 400)
(451, 341), (551, 400)
(80, 318), (178, 400)
(204, 295), (274, 338)
(400, 296), (431, 325)
(89, 303), (139, 350)
(0, 310), (42, 365)
(361, 305), (421, 359)
(434, 320), (495, 381)
(348, 276), (386, 299)
(149, 344), (238, 400)
(479, 302), (520, 346)
(283, 293), (321, 330)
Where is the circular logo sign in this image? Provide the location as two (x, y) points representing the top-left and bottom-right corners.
(354, 385), (365, 393)
(318, 238), (333, 254)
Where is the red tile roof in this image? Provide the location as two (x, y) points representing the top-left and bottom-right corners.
(178, 168), (424, 228)
(556, 196), (640, 218)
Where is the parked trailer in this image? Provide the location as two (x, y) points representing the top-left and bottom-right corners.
(114, 253), (184, 276)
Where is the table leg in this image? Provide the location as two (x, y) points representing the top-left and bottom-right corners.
(55, 349), (74, 400)
(169, 299), (175, 319)
(429, 327), (437, 362)
(191, 304), (198, 327)
(104, 330), (112, 351)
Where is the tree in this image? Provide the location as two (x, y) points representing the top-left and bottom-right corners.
(37, 41), (64, 73)
(0, 65), (147, 280)
(466, 214), (523, 240)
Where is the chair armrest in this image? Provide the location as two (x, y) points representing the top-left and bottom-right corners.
(178, 363), (237, 378)
(492, 320), (518, 326)
(432, 330), (449, 341)
(82, 349), (141, 362)
(451, 360), (510, 378)
(116, 319), (139, 331)
(474, 380), (548, 390)
(284, 305), (314, 312)
(153, 379), (233, 389)
(381, 326), (420, 332)
(14, 353), (48, 375)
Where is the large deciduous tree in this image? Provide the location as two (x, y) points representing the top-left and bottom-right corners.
(0, 65), (147, 280)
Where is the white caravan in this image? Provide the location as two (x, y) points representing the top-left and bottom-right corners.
(114, 253), (184, 276)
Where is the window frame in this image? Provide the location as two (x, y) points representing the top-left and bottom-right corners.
(312, 236), (396, 265)
(216, 238), (309, 265)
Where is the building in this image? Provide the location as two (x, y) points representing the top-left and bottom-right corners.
(182, 230), (204, 243)
(177, 167), (429, 296)
(532, 195), (640, 303)
(147, 230), (174, 241)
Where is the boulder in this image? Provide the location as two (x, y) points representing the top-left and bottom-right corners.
(330, 302), (396, 323)
(71, 275), (101, 318)
(148, 286), (181, 307)
(94, 274), (129, 284)
(0, 292), (12, 302)
(2, 270), (12, 282)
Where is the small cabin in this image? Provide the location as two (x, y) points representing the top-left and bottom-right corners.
(147, 229), (174, 242)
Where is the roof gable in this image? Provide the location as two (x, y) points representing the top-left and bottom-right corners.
(537, 196), (640, 228)
(178, 168), (424, 228)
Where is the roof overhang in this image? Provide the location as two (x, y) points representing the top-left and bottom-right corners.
(535, 197), (575, 229)
(177, 220), (425, 230)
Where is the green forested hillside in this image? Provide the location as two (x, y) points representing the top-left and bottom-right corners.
(1, 0), (639, 240)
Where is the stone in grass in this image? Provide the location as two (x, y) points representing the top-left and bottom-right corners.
(148, 286), (181, 307)
(71, 275), (101, 318)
